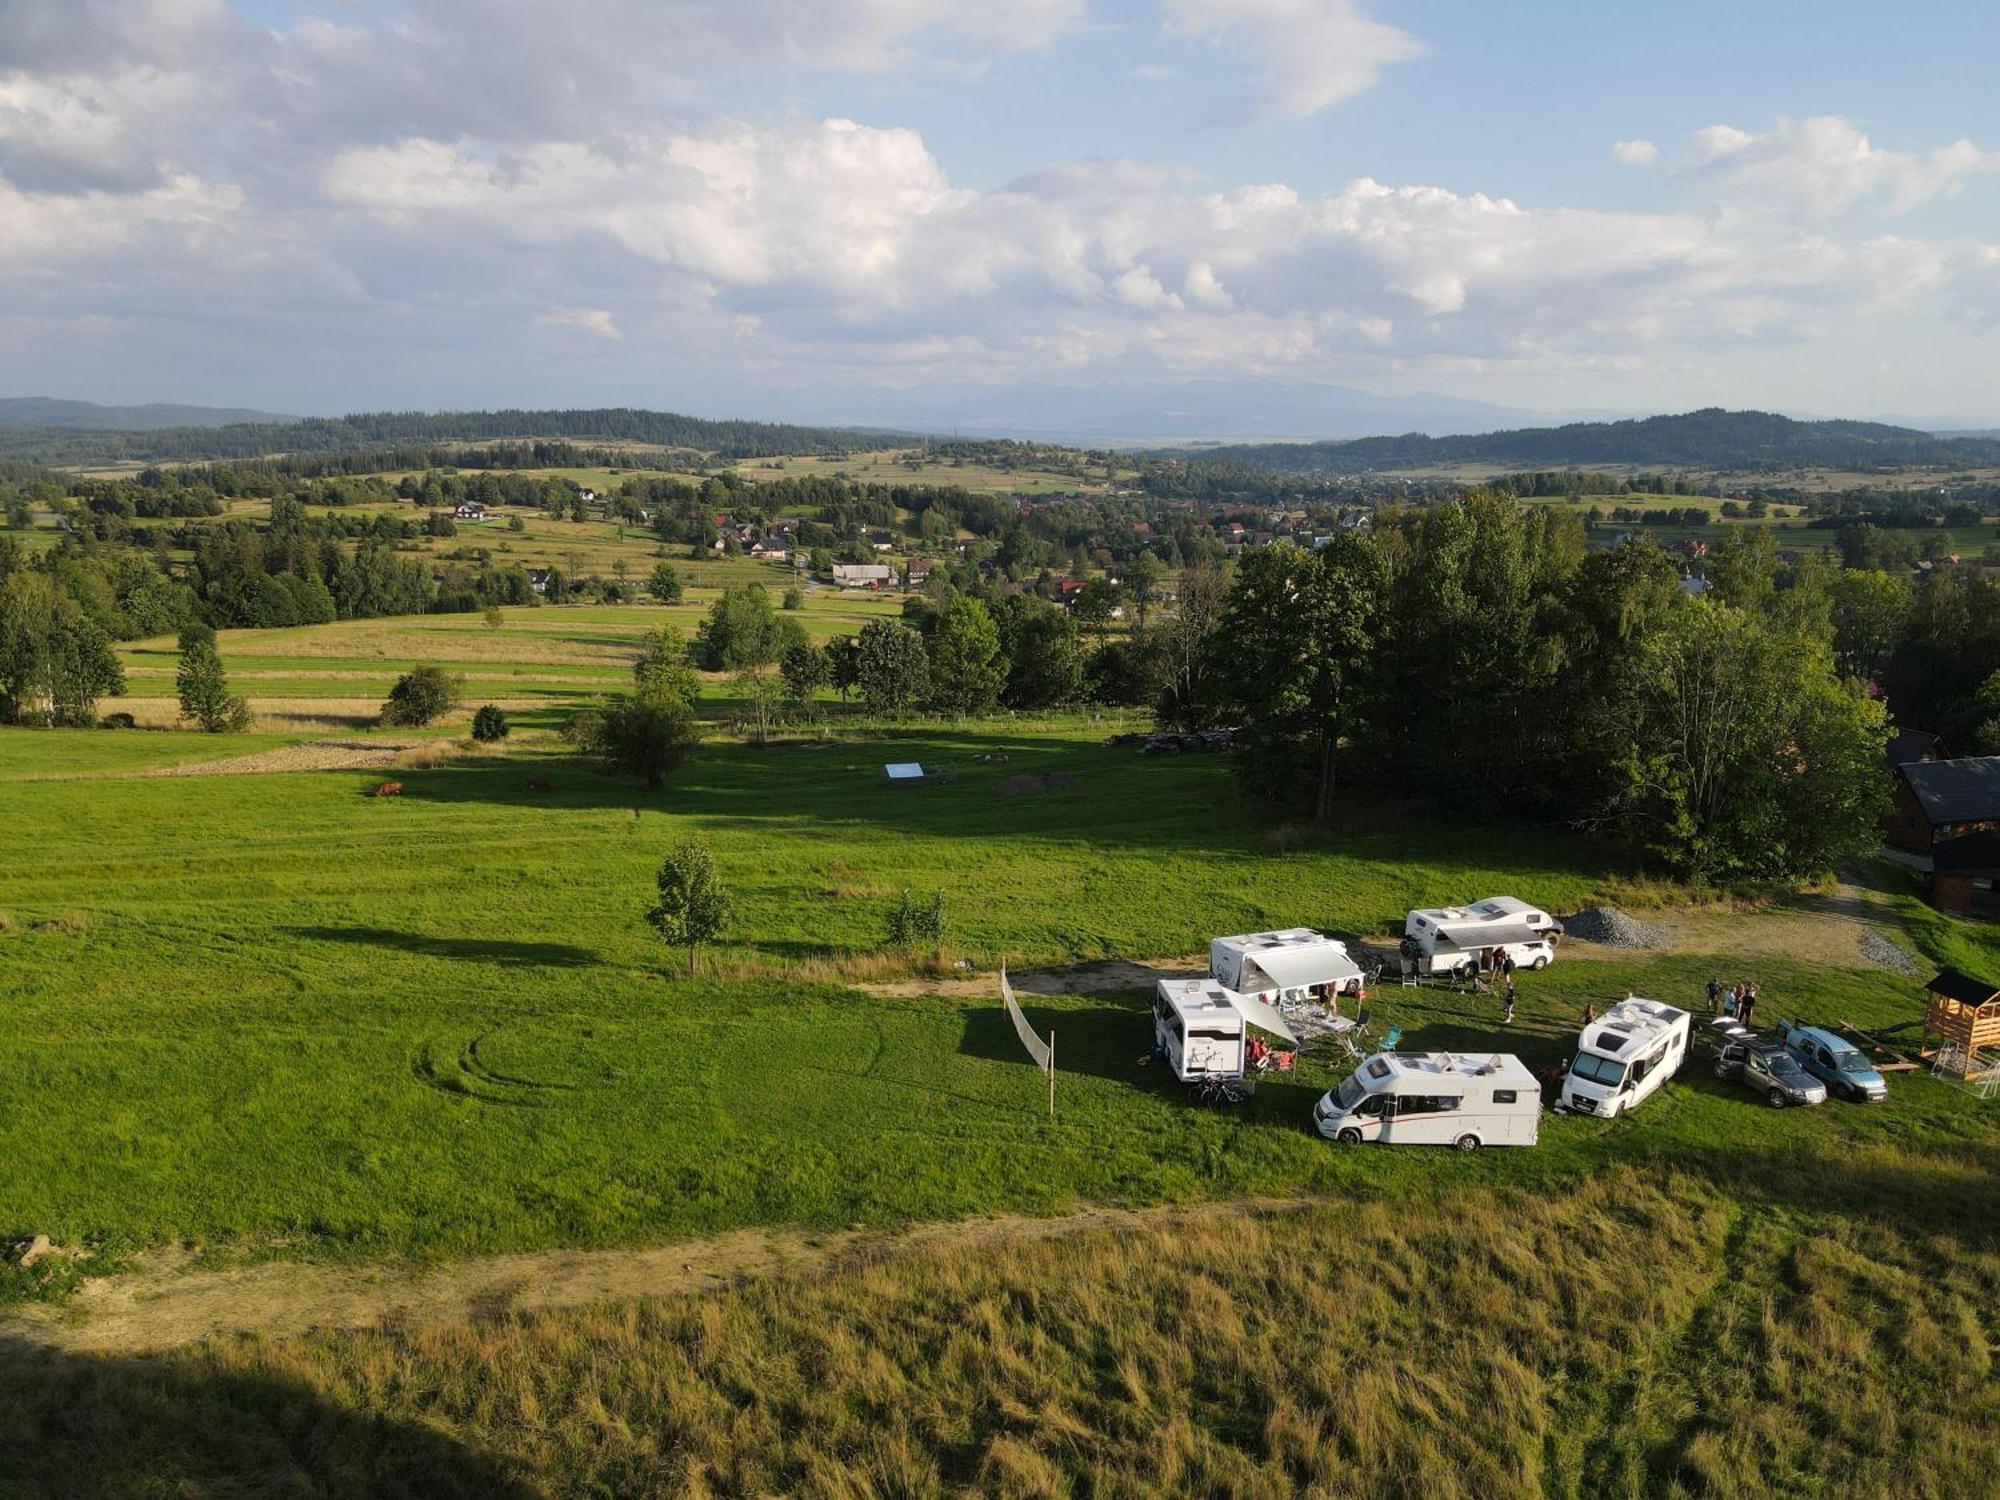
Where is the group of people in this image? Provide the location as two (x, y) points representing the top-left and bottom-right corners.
(1707, 976), (1763, 1026)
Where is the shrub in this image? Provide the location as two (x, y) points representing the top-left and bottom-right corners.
(99, 712), (137, 730)
(884, 889), (947, 949)
(782, 585), (805, 610)
(470, 705), (509, 742)
(380, 666), (463, 727)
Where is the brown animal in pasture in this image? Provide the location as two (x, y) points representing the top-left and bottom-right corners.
(374, 781), (404, 798)
(526, 774), (552, 792)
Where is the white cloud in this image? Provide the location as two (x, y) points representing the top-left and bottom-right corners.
(537, 307), (623, 341)
(1613, 139), (1659, 168)
(1682, 117), (1999, 218)
(1130, 63), (1175, 82)
(1162, 0), (1423, 119)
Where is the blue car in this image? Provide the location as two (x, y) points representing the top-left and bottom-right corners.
(1778, 1021), (1889, 1103)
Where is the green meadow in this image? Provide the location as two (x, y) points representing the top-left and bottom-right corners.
(2, 717), (1993, 1286)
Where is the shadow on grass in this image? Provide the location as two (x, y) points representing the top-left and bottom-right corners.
(956, 998), (1331, 1120)
(0, 1336), (539, 1498)
(282, 925), (599, 968)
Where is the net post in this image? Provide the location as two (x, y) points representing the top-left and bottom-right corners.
(1048, 1028), (1056, 1118)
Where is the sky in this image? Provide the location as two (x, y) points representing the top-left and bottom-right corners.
(2, 0), (1998, 431)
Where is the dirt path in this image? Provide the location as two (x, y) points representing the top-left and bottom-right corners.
(1, 1197), (1311, 1357)
(860, 955), (1203, 1000)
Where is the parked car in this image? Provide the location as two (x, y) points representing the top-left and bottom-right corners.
(1712, 1034), (1827, 1108)
(1777, 1021), (1889, 1103)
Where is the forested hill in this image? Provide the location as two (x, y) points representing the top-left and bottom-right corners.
(0, 407), (913, 465)
(1167, 408), (2000, 472)
(0, 397), (297, 431)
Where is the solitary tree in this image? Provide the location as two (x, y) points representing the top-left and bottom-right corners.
(649, 562), (684, 603)
(634, 625), (701, 708)
(648, 839), (730, 976)
(591, 692), (701, 789)
(175, 623), (250, 732)
(471, 704), (510, 742)
(380, 665), (463, 727)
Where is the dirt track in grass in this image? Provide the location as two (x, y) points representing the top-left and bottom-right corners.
(0, 1197), (1311, 1357)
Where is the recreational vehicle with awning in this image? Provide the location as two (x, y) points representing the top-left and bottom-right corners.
(1402, 896), (1561, 978)
(1209, 928), (1366, 1000)
(1311, 1051), (1541, 1149)
(1153, 978), (1297, 1084)
(1559, 997), (1690, 1117)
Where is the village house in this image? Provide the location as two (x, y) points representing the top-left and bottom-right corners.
(526, 568), (552, 596)
(905, 557), (935, 587)
(748, 537), (790, 561)
(831, 563), (897, 590)
(454, 500), (488, 521)
(1888, 755), (2000, 915)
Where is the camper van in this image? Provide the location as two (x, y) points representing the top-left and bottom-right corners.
(1209, 928), (1365, 1000)
(1401, 896), (1561, 978)
(1559, 997), (1690, 1117)
(1312, 1051), (1541, 1149)
(1152, 978), (1299, 1085)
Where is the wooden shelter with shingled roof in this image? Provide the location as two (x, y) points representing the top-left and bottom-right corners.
(1922, 970), (2000, 1075)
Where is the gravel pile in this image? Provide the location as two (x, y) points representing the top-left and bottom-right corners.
(1859, 927), (1922, 977)
(1562, 905), (1673, 950)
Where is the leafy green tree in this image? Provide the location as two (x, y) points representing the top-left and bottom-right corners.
(649, 562), (684, 603)
(855, 620), (929, 717)
(698, 584), (804, 670)
(471, 704), (509, 742)
(1216, 539), (1384, 818)
(824, 635), (860, 701)
(0, 572), (125, 726)
(1071, 577), (1120, 640)
(993, 595), (1082, 709)
(1155, 557), (1228, 732)
(647, 838), (730, 976)
(175, 624), (250, 732)
(380, 665), (463, 727)
(1606, 601), (1888, 881)
(780, 638), (829, 715)
(782, 584), (805, 610)
(3, 496), (29, 531)
(634, 625), (701, 708)
(1829, 569), (1913, 683)
(591, 692), (701, 789)
(925, 596), (1006, 715)
(1125, 552), (1164, 627)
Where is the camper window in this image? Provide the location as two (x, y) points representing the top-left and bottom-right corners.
(1335, 1075), (1366, 1110)
(1354, 1094), (1388, 1117)
(1571, 1054), (1627, 1087)
(1493, 1089), (1518, 1104)
(1365, 1058), (1392, 1080)
(1398, 1095), (1461, 1115)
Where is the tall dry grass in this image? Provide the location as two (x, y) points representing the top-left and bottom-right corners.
(7, 1169), (1991, 1497)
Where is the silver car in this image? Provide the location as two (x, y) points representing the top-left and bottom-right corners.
(1712, 1036), (1827, 1108)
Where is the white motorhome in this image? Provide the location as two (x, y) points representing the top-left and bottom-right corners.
(1152, 978), (1298, 1083)
(1402, 896), (1561, 977)
(1209, 928), (1366, 1001)
(1559, 997), (1690, 1118)
(1312, 1051), (1541, 1149)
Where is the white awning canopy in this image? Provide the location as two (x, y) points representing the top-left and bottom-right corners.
(1228, 989), (1299, 1046)
(1434, 920), (1541, 949)
(1244, 943), (1364, 992)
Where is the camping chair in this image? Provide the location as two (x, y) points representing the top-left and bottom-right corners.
(1380, 1025), (1402, 1052)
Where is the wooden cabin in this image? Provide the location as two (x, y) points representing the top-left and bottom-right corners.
(1922, 970), (2000, 1074)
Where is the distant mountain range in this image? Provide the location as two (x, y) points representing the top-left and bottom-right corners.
(0, 397), (298, 431)
(753, 379), (1598, 444)
(0, 406), (908, 465)
(1164, 408), (2000, 473)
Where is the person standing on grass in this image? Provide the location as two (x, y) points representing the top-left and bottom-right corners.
(1740, 983), (1759, 1029)
(1707, 976), (1722, 1012)
(1503, 980), (1517, 1024)
(1582, 1000), (1597, 1026)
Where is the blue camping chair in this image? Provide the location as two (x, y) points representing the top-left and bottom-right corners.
(1380, 1025), (1402, 1051)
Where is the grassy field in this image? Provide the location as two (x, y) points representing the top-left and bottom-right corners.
(103, 595), (906, 728)
(2, 714), (1993, 1283)
(4, 605), (1999, 1491)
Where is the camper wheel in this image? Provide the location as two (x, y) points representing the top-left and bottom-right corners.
(1453, 1132), (1482, 1152)
(1334, 1126), (1363, 1145)
(1531, 955), (1550, 971)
